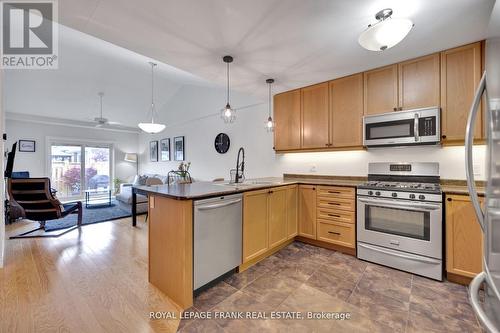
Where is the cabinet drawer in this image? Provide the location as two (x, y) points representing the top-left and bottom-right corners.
(317, 208), (355, 224)
(317, 220), (355, 248)
(317, 186), (355, 199)
(317, 197), (354, 211)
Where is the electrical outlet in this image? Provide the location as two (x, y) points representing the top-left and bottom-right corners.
(310, 165), (317, 173)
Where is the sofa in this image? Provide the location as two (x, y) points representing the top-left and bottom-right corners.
(116, 174), (167, 214)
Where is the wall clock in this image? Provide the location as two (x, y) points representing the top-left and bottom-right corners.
(214, 133), (230, 154)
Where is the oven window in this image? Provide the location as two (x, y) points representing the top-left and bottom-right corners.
(365, 205), (430, 240)
(366, 119), (414, 140)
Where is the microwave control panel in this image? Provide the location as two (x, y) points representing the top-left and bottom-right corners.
(418, 116), (436, 136)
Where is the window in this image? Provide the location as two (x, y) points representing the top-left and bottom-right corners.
(50, 143), (112, 200)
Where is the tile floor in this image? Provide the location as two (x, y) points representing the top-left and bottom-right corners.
(178, 241), (483, 333)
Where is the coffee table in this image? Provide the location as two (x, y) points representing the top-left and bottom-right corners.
(85, 188), (112, 208)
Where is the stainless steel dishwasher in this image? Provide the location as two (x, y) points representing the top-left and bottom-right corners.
(193, 193), (242, 290)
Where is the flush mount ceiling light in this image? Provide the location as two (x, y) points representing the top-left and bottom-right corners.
(221, 55), (236, 123)
(138, 62), (166, 134)
(265, 78), (275, 132)
(358, 8), (414, 51)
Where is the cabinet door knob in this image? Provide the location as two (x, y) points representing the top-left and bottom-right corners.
(393, 107), (397, 111)
(442, 135), (447, 139)
(399, 107), (403, 111)
(447, 197), (452, 202)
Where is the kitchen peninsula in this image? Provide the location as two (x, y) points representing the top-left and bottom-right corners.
(135, 176), (362, 310)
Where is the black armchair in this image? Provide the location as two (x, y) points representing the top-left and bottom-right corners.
(7, 178), (82, 238)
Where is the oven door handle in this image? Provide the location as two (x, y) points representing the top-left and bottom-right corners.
(358, 198), (441, 211)
(358, 243), (441, 265)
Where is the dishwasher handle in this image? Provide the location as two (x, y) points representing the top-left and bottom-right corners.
(196, 199), (242, 211)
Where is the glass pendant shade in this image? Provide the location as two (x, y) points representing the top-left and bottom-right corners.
(358, 10), (413, 51)
(266, 116), (274, 132)
(138, 62), (166, 134)
(221, 103), (236, 123)
(265, 78), (275, 132)
(138, 122), (166, 134)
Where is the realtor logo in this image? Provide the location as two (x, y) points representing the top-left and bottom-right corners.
(1, 0), (58, 69)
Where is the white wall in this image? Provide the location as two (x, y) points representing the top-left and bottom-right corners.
(139, 84), (486, 181)
(6, 119), (139, 182)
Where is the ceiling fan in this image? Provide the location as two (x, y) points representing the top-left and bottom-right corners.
(93, 92), (122, 127)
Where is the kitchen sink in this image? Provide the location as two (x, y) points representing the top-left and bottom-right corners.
(214, 180), (277, 188)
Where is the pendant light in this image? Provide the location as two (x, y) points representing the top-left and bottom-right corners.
(358, 8), (414, 52)
(221, 55), (236, 123)
(138, 62), (166, 134)
(265, 78), (275, 132)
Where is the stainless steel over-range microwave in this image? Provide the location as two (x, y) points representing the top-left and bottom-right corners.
(363, 107), (440, 147)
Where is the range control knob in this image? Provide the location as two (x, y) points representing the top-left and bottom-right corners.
(368, 190), (373, 195)
(392, 192), (397, 198)
(419, 195), (426, 200)
(409, 194), (416, 199)
(375, 191), (381, 196)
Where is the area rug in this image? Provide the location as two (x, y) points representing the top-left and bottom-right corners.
(44, 200), (131, 231)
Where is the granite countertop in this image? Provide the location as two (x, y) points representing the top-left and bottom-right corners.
(440, 180), (485, 196)
(134, 174), (485, 200)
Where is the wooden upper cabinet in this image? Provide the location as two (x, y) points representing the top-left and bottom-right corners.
(274, 90), (301, 151)
(268, 188), (288, 248)
(441, 42), (482, 143)
(330, 74), (364, 147)
(446, 194), (483, 279)
(298, 185), (317, 239)
(301, 83), (330, 149)
(363, 64), (398, 115)
(398, 53), (440, 110)
(243, 190), (269, 263)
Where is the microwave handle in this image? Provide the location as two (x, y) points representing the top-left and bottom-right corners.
(414, 113), (419, 142)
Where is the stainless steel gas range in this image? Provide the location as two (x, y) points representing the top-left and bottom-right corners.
(357, 162), (443, 280)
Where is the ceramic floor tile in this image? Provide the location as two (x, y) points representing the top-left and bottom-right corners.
(412, 274), (468, 297)
(410, 283), (479, 325)
(194, 281), (238, 311)
(407, 301), (482, 333)
(211, 291), (275, 332)
(321, 251), (367, 281)
(241, 273), (303, 308)
(305, 265), (357, 301)
(347, 285), (409, 332)
(224, 266), (266, 289)
(354, 264), (412, 303)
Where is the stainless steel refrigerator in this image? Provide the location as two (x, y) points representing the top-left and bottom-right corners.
(465, 38), (500, 333)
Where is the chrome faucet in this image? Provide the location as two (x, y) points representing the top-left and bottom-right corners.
(235, 147), (245, 183)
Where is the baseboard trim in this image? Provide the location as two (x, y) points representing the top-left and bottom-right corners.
(238, 239), (294, 272)
(446, 271), (473, 286)
(295, 236), (356, 256)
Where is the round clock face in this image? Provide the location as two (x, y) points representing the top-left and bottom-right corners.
(214, 133), (230, 154)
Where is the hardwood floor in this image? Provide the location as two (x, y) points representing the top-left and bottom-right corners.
(1, 217), (181, 333)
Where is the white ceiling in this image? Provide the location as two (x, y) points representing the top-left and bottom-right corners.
(4, 0), (497, 128)
(3, 24), (210, 129)
(58, 0), (496, 97)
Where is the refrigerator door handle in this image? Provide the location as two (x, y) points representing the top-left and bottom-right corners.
(465, 71), (488, 232)
(469, 271), (500, 333)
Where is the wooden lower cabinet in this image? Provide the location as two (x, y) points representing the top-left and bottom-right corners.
(243, 189), (269, 263)
(315, 185), (356, 249)
(268, 187), (288, 248)
(317, 220), (355, 248)
(243, 185), (299, 264)
(445, 194), (483, 281)
(286, 185), (298, 239)
(298, 185), (317, 239)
